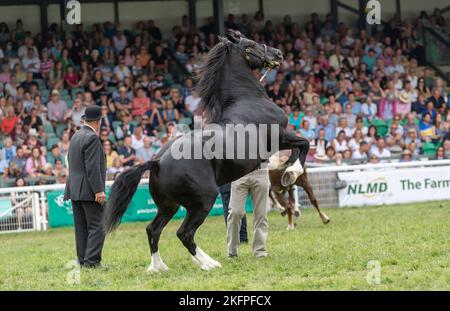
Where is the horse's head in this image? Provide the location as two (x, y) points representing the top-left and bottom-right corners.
(222, 29), (283, 70)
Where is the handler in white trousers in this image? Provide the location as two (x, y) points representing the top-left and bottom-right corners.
(227, 168), (270, 258)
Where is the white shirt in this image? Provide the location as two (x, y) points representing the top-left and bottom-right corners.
(185, 95), (201, 112)
(370, 146), (391, 159)
(113, 65), (131, 81)
(22, 56), (41, 73)
(333, 139), (348, 153)
(336, 126), (353, 138)
(113, 35), (127, 53)
(352, 149), (367, 160)
(131, 134), (145, 150)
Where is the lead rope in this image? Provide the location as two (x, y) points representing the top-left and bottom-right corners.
(260, 68), (271, 82)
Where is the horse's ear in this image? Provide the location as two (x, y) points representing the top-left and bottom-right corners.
(225, 29), (242, 43)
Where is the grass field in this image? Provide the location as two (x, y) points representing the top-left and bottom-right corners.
(0, 201), (449, 290)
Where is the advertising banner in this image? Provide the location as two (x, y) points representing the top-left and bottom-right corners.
(338, 166), (450, 207)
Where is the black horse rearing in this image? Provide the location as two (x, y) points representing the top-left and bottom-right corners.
(104, 29), (310, 272)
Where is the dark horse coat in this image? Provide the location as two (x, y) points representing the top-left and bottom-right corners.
(103, 29), (310, 271)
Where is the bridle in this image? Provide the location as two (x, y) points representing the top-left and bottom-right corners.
(233, 37), (280, 82)
(237, 38), (268, 65)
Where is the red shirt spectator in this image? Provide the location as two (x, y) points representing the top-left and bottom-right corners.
(131, 88), (150, 116)
(1, 107), (18, 135)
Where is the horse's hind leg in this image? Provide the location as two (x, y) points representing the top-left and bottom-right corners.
(297, 171), (330, 224)
(146, 203), (178, 274)
(177, 196), (222, 271)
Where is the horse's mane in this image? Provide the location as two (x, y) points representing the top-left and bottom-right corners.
(196, 41), (229, 123)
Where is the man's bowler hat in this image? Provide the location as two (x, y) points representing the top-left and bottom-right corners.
(82, 106), (102, 121)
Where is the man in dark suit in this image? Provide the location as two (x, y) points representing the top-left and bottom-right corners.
(64, 106), (107, 268)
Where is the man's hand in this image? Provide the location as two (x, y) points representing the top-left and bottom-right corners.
(95, 192), (106, 205)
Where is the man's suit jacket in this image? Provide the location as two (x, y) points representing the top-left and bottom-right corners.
(64, 126), (106, 202)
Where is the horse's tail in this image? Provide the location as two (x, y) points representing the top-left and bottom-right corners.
(103, 160), (159, 233)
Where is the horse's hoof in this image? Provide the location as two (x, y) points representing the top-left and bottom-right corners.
(147, 263), (169, 274)
(192, 249), (222, 271)
(192, 256), (222, 271)
(323, 218), (331, 225)
(286, 224), (295, 230)
(281, 172), (296, 187)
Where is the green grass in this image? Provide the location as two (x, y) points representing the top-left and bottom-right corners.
(0, 201), (449, 290)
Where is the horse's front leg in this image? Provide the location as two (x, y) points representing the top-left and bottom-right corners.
(288, 186), (300, 220)
(269, 189), (286, 215)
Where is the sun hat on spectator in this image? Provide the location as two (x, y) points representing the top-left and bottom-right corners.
(314, 153), (328, 162)
(28, 128), (38, 137)
(399, 92), (410, 103)
(51, 89), (60, 96)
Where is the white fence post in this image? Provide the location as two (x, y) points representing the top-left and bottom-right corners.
(39, 190), (48, 231)
(32, 192), (41, 231)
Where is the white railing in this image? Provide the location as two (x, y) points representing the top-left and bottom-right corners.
(1, 159), (449, 233)
(0, 192), (41, 234)
(306, 159), (450, 173)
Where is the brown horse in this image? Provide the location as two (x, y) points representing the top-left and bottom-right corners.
(268, 155), (330, 229)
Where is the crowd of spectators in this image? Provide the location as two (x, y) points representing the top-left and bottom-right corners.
(0, 8), (449, 187)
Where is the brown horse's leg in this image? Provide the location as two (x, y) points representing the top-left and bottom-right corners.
(297, 169), (330, 224)
(273, 188), (294, 229)
(288, 186), (300, 219)
(286, 206), (294, 230)
(269, 189), (286, 215)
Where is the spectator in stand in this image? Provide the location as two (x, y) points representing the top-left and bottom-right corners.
(1, 136), (16, 162)
(9, 145), (26, 174)
(39, 49), (53, 81)
(23, 128), (44, 156)
(1, 106), (18, 135)
(47, 89), (69, 125)
(370, 138), (392, 161)
(0, 150), (8, 176)
(103, 140), (119, 169)
(58, 130), (71, 156)
(63, 64), (80, 89)
(131, 87), (150, 118)
(46, 144), (65, 167)
(48, 61), (64, 90)
(21, 47), (40, 76)
(136, 136), (156, 162)
(113, 56), (131, 83)
(131, 126), (146, 150)
(25, 146), (47, 177)
(107, 157), (124, 177)
(119, 135), (137, 167)
(352, 141), (369, 160)
(22, 107), (43, 131)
